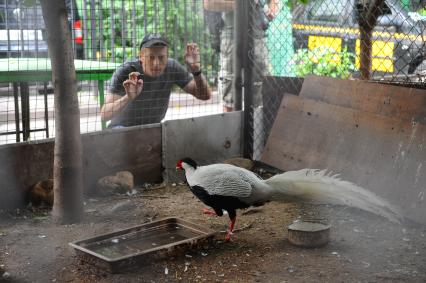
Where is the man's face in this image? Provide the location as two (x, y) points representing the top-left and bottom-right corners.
(139, 46), (168, 77)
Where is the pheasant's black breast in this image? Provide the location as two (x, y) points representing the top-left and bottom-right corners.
(190, 185), (250, 213)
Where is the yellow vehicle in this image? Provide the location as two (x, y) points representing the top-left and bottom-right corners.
(292, 0), (426, 76)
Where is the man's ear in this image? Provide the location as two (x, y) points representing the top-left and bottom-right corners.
(139, 49), (145, 63)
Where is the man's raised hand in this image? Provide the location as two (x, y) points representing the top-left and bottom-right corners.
(123, 72), (143, 100)
(185, 43), (201, 72)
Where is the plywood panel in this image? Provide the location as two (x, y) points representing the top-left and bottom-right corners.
(300, 76), (426, 124)
(262, 94), (426, 223)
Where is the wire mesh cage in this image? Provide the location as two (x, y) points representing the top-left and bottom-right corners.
(0, 0), (220, 144)
(0, 0), (424, 149)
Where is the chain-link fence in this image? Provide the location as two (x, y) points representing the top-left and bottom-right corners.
(0, 0), (425, 152)
(244, 0), (426, 160)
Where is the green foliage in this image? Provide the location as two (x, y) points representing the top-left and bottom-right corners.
(292, 46), (356, 78)
(18, 0), (38, 7)
(81, 0), (212, 64)
(76, 0), (218, 76)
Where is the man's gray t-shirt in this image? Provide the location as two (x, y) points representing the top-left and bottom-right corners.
(107, 58), (193, 127)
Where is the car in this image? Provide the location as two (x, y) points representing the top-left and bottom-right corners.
(292, 0), (426, 77)
(0, 0), (84, 59)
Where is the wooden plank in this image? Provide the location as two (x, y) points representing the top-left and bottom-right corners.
(262, 76), (303, 143)
(262, 95), (426, 224)
(300, 76), (426, 124)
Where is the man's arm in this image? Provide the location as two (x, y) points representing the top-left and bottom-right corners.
(183, 43), (212, 100)
(100, 93), (132, 122)
(101, 71), (143, 122)
(203, 0), (234, 12)
(183, 74), (212, 101)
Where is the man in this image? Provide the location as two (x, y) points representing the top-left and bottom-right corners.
(204, 0), (279, 112)
(101, 34), (212, 127)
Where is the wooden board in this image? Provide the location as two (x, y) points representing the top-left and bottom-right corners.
(300, 75), (426, 124)
(262, 81), (426, 224)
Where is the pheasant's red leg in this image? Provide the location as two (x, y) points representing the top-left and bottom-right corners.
(202, 208), (217, 215)
(225, 217), (236, 241)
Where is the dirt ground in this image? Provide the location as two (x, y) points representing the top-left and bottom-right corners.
(1, 183), (425, 283)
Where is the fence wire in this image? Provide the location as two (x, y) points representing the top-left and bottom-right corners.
(0, 0), (220, 144)
(0, 0), (425, 150)
(246, 0), (426, 160)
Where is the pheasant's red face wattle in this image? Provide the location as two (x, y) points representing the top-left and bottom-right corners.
(176, 160), (183, 170)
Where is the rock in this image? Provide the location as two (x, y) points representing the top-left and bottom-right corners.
(27, 179), (54, 207)
(97, 171), (134, 194)
(2, 272), (10, 279)
(116, 171), (134, 188)
(223, 157), (254, 171)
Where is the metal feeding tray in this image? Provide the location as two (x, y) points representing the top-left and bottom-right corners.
(69, 217), (216, 273)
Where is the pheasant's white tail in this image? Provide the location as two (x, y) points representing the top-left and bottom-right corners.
(264, 169), (402, 223)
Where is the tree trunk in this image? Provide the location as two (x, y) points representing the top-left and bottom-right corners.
(39, 0), (84, 223)
(359, 24), (373, 80)
(357, 0), (385, 80)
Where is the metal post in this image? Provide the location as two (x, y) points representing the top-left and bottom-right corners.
(99, 0), (104, 59)
(183, 0), (188, 43)
(90, 0), (99, 96)
(233, 0), (246, 111)
(70, 0), (76, 52)
(144, 0), (147, 34)
(121, 0), (126, 60)
(243, 0), (255, 159)
(13, 83), (21, 142)
(132, 0), (137, 57)
(110, 0), (115, 62)
(164, 0), (168, 36)
(82, 0), (89, 60)
(98, 80), (106, 130)
(235, 0), (254, 159)
(90, 0), (97, 60)
(43, 82), (49, 138)
(20, 82), (30, 141)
